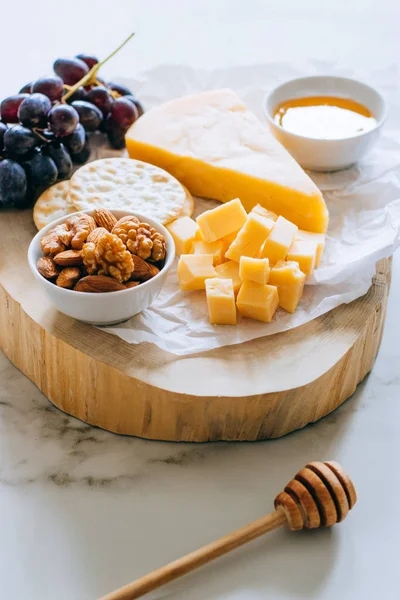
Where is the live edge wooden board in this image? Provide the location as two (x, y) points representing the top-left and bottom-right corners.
(0, 209), (391, 442)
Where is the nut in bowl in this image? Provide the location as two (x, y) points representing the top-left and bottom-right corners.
(28, 209), (175, 325)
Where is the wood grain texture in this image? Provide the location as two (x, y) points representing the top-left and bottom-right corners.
(0, 210), (391, 442)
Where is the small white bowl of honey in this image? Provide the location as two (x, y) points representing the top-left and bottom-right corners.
(264, 76), (387, 172)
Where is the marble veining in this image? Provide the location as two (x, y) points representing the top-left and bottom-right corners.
(0, 355), (236, 487)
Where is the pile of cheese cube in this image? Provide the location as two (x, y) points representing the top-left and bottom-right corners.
(166, 198), (325, 326)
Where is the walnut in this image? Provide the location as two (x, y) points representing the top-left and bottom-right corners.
(82, 233), (133, 283)
(66, 214), (96, 250)
(112, 216), (166, 262)
(40, 223), (73, 255)
(81, 242), (97, 275)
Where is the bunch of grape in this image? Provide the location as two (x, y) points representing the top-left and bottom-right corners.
(0, 53), (144, 209)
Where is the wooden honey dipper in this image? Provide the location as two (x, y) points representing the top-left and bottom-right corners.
(100, 461), (357, 600)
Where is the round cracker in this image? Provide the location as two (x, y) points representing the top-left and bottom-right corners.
(68, 158), (186, 224)
(33, 181), (75, 230)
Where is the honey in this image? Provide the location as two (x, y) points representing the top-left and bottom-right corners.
(273, 96), (376, 140)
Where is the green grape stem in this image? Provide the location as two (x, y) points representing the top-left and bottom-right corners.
(63, 33), (135, 102)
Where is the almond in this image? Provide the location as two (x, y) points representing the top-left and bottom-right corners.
(37, 256), (60, 280)
(93, 208), (117, 232)
(87, 227), (108, 244)
(56, 267), (81, 289)
(130, 255), (160, 282)
(74, 275), (126, 293)
(53, 250), (83, 267)
(125, 281), (140, 289)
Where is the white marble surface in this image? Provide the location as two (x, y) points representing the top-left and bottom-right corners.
(1, 1), (400, 599)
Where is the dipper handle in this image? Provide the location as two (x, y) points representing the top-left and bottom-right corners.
(99, 461), (356, 600)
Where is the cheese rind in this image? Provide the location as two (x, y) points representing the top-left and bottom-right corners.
(205, 278), (237, 325)
(268, 260), (306, 313)
(295, 230), (325, 267)
(192, 240), (225, 265)
(196, 198), (247, 242)
(225, 214), (275, 263)
(239, 257), (270, 285)
(214, 260), (242, 294)
(166, 216), (201, 256)
(286, 240), (317, 275)
(126, 89), (328, 233)
(236, 281), (279, 323)
(177, 254), (216, 290)
(260, 216), (298, 263)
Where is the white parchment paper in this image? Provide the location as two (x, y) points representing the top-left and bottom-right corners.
(97, 62), (400, 355)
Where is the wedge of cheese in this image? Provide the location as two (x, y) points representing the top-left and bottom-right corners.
(126, 89), (328, 233)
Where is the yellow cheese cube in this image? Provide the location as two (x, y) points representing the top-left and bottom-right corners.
(166, 216), (201, 256)
(268, 260), (306, 313)
(239, 257), (270, 284)
(205, 278), (237, 325)
(286, 240), (318, 275)
(214, 260), (242, 294)
(295, 230), (325, 267)
(221, 230), (240, 254)
(260, 216), (298, 263)
(225, 214), (275, 263)
(177, 254), (216, 290)
(196, 198), (247, 242)
(192, 240), (224, 266)
(250, 204), (278, 221)
(236, 281), (278, 323)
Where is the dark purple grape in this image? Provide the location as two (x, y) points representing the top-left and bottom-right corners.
(75, 54), (98, 69)
(85, 86), (114, 116)
(108, 82), (133, 97)
(18, 93), (51, 128)
(71, 100), (102, 131)
(124, 95), (144, 117)
(71, 139), (91, 164)
(19, 82), (33, 94)
(109, 97), (138, 130)
(3, 125), (39, 157)
(105, 119), (126, 149)
(44, 142), (73, 180)
(0, 159), (28, 207)
(23, 150), (58, 188)
(63, 123), (86, 154)
(32, 76), (64, 102)
(0, 122), (8, 150)
(0, 94), (29, 124)
(48, 105), (79, 137)
(53, 57), (89, 86)
(65, 86), (86, 104)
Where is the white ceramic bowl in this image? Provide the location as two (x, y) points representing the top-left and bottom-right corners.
(264, 75), (387, 171)
(28, 209), (175, 325)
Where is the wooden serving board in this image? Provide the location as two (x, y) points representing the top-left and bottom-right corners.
(0, 209), (391, 442)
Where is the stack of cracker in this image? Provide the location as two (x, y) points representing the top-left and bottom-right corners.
(33, 158), (194, 230)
